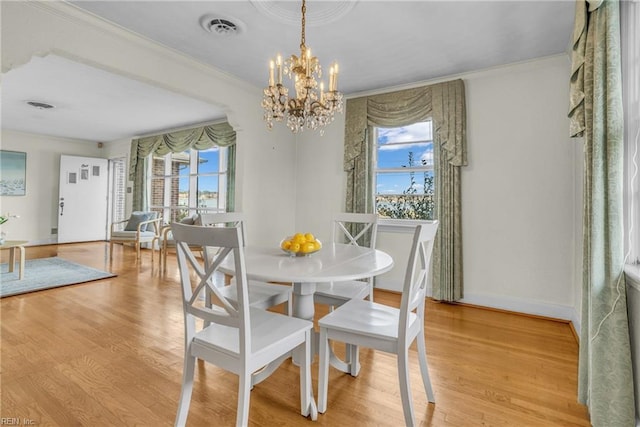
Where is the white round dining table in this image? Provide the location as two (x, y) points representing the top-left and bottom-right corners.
(219, 242), (394, 322)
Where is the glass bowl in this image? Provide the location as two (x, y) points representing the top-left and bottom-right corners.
(280, 238), (322, 257)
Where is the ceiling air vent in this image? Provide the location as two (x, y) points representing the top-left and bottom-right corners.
(200, 15), (243, 36)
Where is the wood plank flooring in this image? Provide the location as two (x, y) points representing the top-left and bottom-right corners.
(1, 242), (590, 426)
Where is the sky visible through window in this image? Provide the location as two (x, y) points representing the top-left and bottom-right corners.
(177, 148), (221, 192)
(376, 121), (433, 196)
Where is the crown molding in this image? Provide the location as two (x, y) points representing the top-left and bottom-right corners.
(23, 1), (260, 95)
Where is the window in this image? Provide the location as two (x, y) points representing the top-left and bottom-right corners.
(374, 120), (434, 220)
(149, 147), (228, 223)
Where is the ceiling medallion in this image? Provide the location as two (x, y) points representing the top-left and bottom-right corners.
(250, 0), (357, 27)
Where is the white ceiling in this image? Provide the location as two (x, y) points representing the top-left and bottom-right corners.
(1, 0), (575, 142)
(1, 55), (226, 142)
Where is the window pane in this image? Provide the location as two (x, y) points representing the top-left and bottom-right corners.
(148, 147), (231, 221)
(377, 142), (433, 169)
(197, 175), (219, 210)
(150, 178), (165, 207)
(374, 121), (435, 221)
(376, 171), (434, 196)
(377, 121), (432, 145)
(171, 151), (190, 176)
(197, 148), (220, 174)
(178, 176), (189, 208)
(152, 157), (165, 177)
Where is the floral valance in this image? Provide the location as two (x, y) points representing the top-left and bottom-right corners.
(128, 122), (236, 211)
(128, 122), (235, 182)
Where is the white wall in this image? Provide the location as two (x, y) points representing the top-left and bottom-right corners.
(294, 119), (347, 242)
(296, 55), (581, 321)
(1, 1), (297, 247)
(460, 55), (577, 320)
(0, 130), (103, 244)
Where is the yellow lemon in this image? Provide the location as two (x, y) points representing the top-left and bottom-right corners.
(281, 240), (292, 250)
(313, 241), (322, 251)
(304, 232), (315, 242)
(302, 242), (316, 253)
(290, 242), (301, 253)
(293, 233), (306, 244)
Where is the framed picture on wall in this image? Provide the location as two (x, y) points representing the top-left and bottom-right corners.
(0, 150), (26, 196)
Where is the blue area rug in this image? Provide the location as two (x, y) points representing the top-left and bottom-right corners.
(0, 257), (116, 298)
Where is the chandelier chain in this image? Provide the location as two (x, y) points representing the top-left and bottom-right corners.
(300, 0), (306, 50)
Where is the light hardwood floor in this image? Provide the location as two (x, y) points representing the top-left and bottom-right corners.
(1, 242), (590, 426)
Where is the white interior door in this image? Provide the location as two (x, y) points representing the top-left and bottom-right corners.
(58, 155), (109, 243)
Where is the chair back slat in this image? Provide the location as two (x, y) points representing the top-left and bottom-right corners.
(399, 221), (439, 340)
(331, 213), (378, 249)
(178, 242), (238, 319)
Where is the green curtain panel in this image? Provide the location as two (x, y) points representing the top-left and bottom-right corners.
(129, 122), (236, 212)
(226, 144), (236, 213)
(568, 0), (635, 425)
(343, 79), (467, 301)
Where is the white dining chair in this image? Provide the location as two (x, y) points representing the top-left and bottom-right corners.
(314, 213), (378, 306)
(171, 223), (316, 426)
(317, 221), (439, 427)
(314, 212), (378, 374)
(199, 212), (293, 315)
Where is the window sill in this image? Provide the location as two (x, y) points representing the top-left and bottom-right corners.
(378, 218), (437, 234)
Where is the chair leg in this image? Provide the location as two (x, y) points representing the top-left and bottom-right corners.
(237, 371), (251, 427)
(161, 242), (168, 272)
(109, 241), (114, 260)
(417, 329), (435, 403)
(298, 330), (316, 419)
(203, 287), (213, 329)
(175, 353), (196, 427)
(398, 347), (416, 427)
(136, 240), (141, 260)
(348, 344), (360, 377)
(318, 328), (330, 414)
(286, 294), (293, 317)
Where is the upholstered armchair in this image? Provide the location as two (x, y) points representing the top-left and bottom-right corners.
(109, 211), (162, 260)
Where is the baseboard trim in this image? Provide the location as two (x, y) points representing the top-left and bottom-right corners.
(374, 288), (580, 334)
(460, 292), (575, 320)
(20, 239), (108, 247)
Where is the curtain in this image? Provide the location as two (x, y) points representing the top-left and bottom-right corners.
(226, 144), (236, 212)
(129, 122), (236, 212)
(568, 1), (635, 426)
(343, 79), (467, 301)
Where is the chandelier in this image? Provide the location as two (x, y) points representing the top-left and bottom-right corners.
(262, 0), (343, 134)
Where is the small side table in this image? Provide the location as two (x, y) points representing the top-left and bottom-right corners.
(1, 240), (28, 280)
